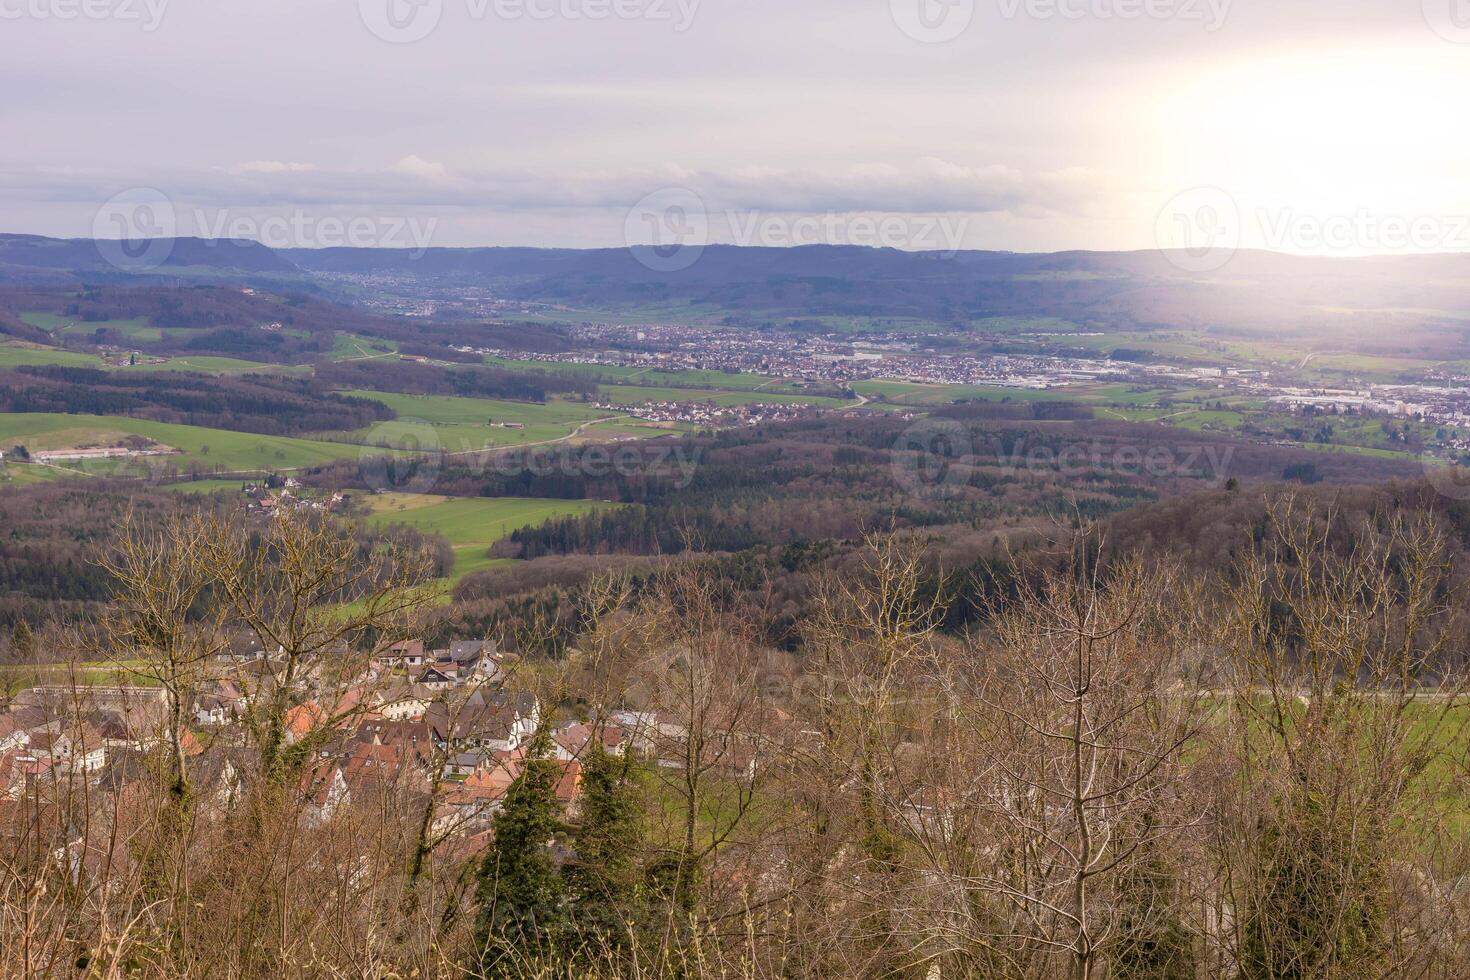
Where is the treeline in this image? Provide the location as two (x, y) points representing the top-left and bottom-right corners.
(11, 499), (1470, 976)
(490, 414), (1422, 560)
(0, 481), (200, 628)
(0, 283), (577, 364)
(0, 365), (395, 436)
(0, 482), (453, 629)
(315, 358), (597, 401)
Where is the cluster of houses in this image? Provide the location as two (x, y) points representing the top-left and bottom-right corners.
(1, 634), (774, 846)
(239, 480), (347, 517)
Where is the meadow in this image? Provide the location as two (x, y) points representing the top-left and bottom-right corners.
(361, 492), (618, 584)
(0, 413), (388, 474)
(340, 390), (623, 453)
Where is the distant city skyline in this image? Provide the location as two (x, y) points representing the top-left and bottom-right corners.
(4, 0), (1469, 256)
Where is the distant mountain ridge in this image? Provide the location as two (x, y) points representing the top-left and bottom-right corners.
(0, 233), (301, 279)
(4, 234), (1469, 356)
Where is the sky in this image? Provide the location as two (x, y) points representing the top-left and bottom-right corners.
(3, 0), (1469, 255)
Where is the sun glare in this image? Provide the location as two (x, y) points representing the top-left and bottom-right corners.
(1151, 42), (1470, 250)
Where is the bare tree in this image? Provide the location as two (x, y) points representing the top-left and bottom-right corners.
(1217, 498), (1470, 979)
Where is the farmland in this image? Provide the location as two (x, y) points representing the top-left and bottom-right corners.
(340, 389), (626, 453)
(361, 492), (618, 584)
(0, 413), (386, 474)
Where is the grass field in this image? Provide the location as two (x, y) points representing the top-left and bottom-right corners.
(362, 493), (617, 584)
(163, 478), (265, 494)
(0, 343), (104, 369)
(0, 414), (388, 474)
(0, 341), (307, 376)
(341, 390), (622, 453)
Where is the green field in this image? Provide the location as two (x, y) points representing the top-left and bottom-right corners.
(162, 478), (266, 494)
(363, 493), (618, 584)
(340, 390), (623, 454)
(329, 333), (399, 361)
(0, 414), (388, 474)
(0, 342), (104, 369)
(0, 341), (307, 376)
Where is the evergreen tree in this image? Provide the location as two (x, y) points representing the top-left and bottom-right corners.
(1111, 855), (1195, 980)
(473, 730), (566, 974)
(566, 743), (645, 947)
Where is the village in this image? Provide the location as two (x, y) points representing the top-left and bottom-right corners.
(0, 633), (766, 846)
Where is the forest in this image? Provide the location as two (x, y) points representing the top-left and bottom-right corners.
(4, 488), (1470, 979)
(0, 366), (396, 436)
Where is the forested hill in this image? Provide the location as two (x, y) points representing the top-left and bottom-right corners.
(9, 232), (1470, 346)
(0, 233), (300, 277)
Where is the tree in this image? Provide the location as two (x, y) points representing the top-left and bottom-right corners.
(97, 510), (225, 808)
(202, 507), (437, 787)
(473, 729), (566, 974)
(566, 743), (645, 947)
(1217, 499), (1469, 978)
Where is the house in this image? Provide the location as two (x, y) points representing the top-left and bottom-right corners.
(552, 722), (628, 762)
(443, 640), (504, 684)
(411, 666), (456, 692)
(440, 752), (581, 828)
(25, 722), (106, 774)
(301, 764), (350, 823)
(377, 639), (427, 668)
(427, 689), (539, 753)
(283, 702), (326, 744)
(374, 684), (434, 721)
(0, 714), (32, 754)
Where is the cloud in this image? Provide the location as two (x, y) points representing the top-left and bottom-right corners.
(0, 158), (1098, 218)
(228, 161), (317, 175)
(389, 155), (449, 181)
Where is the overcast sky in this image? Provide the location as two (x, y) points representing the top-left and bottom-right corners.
(4, 0), (1469, 254)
